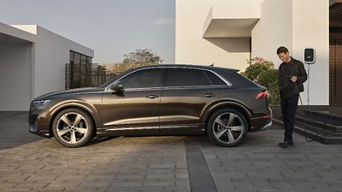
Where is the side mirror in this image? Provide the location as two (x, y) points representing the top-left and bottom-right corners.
(110, 83), (124, 93)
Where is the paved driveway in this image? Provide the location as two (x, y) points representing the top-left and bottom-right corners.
(0, 112), (341, 192)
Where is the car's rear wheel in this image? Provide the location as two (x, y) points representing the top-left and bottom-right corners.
(52, 108), (94, 148)
(207, 108), (248, 147)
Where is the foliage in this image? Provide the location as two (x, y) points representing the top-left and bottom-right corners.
(258, 69), (280, 104)
(240, 57), (274, 80)
(123, 49), (163, 65)
(241, 57), (280, 104)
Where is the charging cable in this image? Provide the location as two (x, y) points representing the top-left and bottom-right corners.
(292, 63), (315, 142)
(294, 78), (313, 142)
(304, 64), (313, 142)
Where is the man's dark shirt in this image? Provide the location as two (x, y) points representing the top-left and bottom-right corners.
(278, 57), (307, 94)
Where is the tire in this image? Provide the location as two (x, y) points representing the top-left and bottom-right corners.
(207, 108), (248, 147)
(52, 108), (94, 148)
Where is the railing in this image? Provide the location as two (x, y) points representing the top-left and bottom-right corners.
(65, 63), (157, 89)
(65, 63), (116, 89)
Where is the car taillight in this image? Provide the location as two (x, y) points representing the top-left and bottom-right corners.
(256, 91), (268, 99)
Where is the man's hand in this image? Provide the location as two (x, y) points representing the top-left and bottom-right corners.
(290, 76), (297, 83)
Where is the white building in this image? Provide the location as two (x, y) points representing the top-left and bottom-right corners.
(0, 22), (94, 111)
(176, 0), (342, 106)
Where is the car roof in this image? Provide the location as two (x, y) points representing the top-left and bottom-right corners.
(132, 64), (239, 72)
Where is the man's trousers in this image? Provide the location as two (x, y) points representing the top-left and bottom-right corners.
(280, 91), (299, 142)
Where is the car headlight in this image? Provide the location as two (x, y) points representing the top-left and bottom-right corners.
(32, 100), (51, 110)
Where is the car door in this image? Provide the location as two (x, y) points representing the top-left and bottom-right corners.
(101, 68), (165, 131)
(159, 68), (227, 130)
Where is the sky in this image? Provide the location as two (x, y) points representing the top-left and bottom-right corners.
(0, 0), (175, 63)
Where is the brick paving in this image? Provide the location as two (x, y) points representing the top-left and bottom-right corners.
(198, 130), (342, 192)
(0, 113), (189, 192)
(0, 112), (342, 192)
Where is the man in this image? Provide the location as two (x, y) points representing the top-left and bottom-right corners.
(277, 46), (307, 148)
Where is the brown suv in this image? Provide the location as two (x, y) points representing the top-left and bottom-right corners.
(29, 64), (272, 147)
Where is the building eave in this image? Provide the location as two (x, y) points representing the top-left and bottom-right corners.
(0, 22), (36, 43)
(202, 6), (260, 38)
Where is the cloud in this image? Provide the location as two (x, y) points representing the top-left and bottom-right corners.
(152, 18), (174, 25)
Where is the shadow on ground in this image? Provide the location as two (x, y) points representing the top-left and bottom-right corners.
(0, 112), (43, 150)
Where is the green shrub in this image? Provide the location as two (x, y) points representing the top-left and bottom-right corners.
(241, 57), (280, 104)
(258, 70), (280, 104)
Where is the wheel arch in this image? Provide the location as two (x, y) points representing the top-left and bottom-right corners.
(48, 103), (99, 137)
(202, 101), (252, 131)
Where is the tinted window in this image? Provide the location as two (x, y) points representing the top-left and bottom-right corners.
(214, 69), (257, 87)
(121, 69), (162, 88)
(166, 68), (210, 86)
(100, 68), (136, 88)
(204, 71), (226, 85)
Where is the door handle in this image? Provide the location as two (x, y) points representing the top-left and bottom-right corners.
(146, 95), (159, 99)
(203, 93), (215, 97)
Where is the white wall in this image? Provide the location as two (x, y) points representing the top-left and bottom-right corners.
(0, 23), (93, 111)
(251, 0), (293, 64)
(251, 0), (329, 105)
(0, 42), (32, 111)
(1, 22), (36, 42)
(175, 0), (252, 70)
(292, 0), (329, 105)
(32, 26), (94, 97)
(210, 0), (262, 19)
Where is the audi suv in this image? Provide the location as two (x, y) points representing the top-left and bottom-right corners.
(29, 64), (272, 147)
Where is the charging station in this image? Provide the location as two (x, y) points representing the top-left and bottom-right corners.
(304, 48), (315, 64)
(302, 48), (315, 141)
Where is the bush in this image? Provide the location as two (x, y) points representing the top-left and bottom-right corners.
(241, 57), (280, 104)
(258, 70), (280, 104)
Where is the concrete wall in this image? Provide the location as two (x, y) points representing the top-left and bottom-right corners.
(251, 0), (329, 105)
(0, 42), (32, 111)
(33, 26), (94, 97)
(292, 0), (329, 105)
(210, 0), (262, 19)
(251, 0), (293, 64)
(0, 22), (36, 42)
(0, 24), (94, 110)
(176, 0), (329, 105)
(175, 0), (252, 70)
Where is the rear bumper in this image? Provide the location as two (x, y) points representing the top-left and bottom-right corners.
(249, 115), (272, 131)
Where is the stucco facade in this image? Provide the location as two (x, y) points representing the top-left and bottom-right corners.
(176, 0), (329, 105)
(0, 22), (94, 111)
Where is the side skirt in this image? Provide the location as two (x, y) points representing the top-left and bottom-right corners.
(96, 123), (206, 137)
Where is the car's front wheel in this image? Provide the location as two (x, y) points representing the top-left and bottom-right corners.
(207, 108), (248, 147)
(52, 108), (94, 148)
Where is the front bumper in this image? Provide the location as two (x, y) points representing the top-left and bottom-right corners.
(28, 108), (51, 137)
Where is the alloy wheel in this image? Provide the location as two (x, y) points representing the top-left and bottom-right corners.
(212, 112), (245, 144)
(56, 112), (89, 144)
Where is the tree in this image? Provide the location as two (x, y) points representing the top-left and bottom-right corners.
(122, 49), (163, 64)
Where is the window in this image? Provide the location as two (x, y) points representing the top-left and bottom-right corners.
(166, 68), (211, 87)
(120, 69), (162, 89)
(73, 52), (81, 64)
(204, 71), (226, 85)
(70, 51), (74, 64)
(68, 50), (93, 88)
(215, 69), (257, 87)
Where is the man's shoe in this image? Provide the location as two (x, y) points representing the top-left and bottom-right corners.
(278, 141), (289, 148)
(288, 140), (294, 145)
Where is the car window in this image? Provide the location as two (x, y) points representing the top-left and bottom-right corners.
(214, 69), (257, 87)
(204, 71), (226, 85)
(166, 68), (211, 86)
(120, 69), (162, 89)
(100, 68), (136, 88)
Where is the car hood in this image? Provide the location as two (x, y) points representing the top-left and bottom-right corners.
(33, 87), (104, 101)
